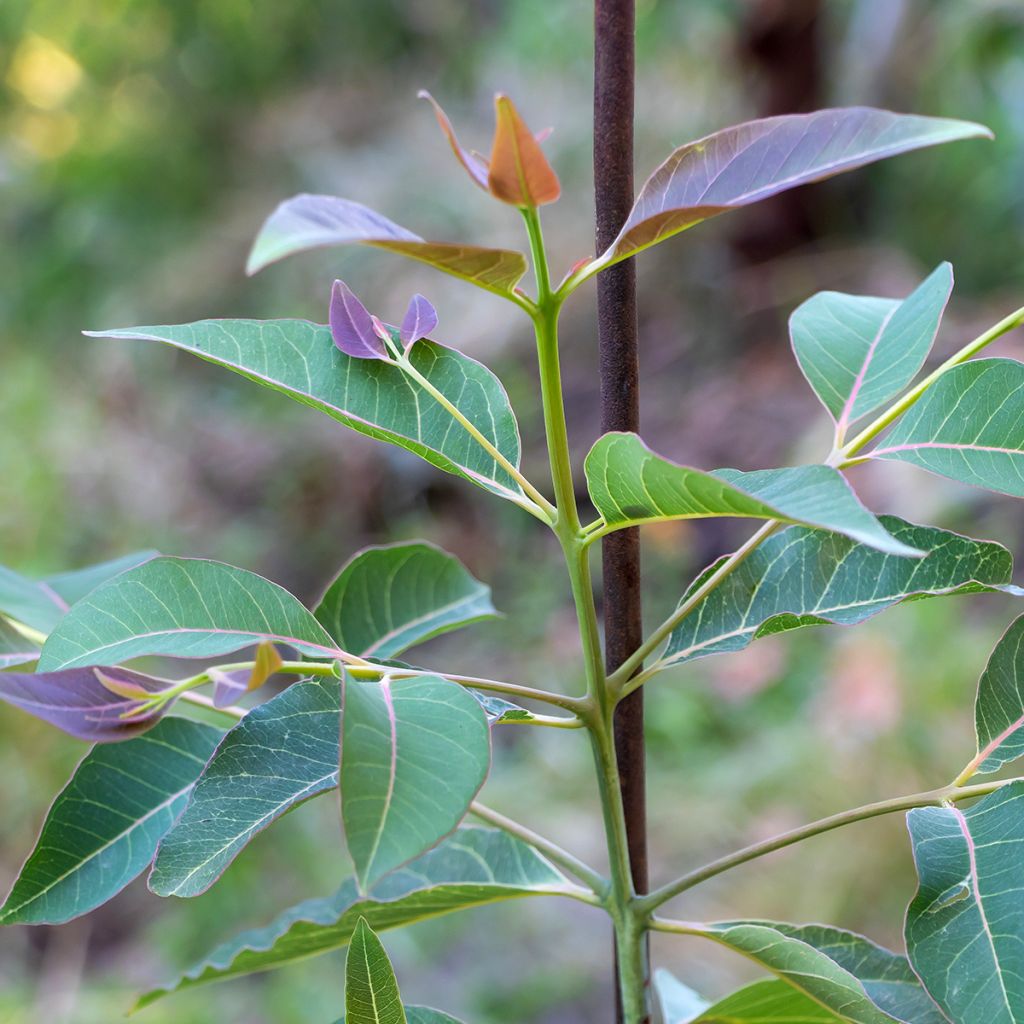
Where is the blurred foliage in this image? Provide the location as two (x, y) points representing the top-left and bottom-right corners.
(2, 1), (1024, 1021)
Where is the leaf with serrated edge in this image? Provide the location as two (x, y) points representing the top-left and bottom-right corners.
(872, 358), (1024, 497)
(695, 921), (942, 1024)
(245, 194), (527, 298)
(346, 919), (407, 1024)
(151, 679), (340, 897)
(598, 110), (990, 266)
(315, 542), (498, 660)
(0, 718), (221, 925)
(790, 263), (953, 432)
(664, 517), (1016, 669)
(342, 674), (490, 890)
(85, 321), (527, 507)
(38, 556), (341, 671)
(585, 433), (919, 555)
(906, 782), (1024, 1022)
(135, 827), (573, 1008)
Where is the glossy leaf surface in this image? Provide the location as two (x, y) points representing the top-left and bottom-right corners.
(0, 717), (221, 924)
(86, 321), (526, 506)
(967, 615), (1024, 777)
(585, 432), (919, 555)
(790, 263), (953, 430)
(137, 827), (572, 1006)
(664, 518), (1014, 669)
(151, 679), (339, 897)
(600, 109), (990, 265)
(906, 782), (1024, 1022)
(39, 557), (340, 670)
(341, 674), (490, 889)
(873, 358), (1024, 497)
(345, 919), (407, 1024)
(246, 194), (527, 297)
(315, 542), (497, 659)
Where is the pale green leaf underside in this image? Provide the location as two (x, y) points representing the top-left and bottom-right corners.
(585, 433), (919, 555)
(0, 618), (39, 668)
(873, 358), (1024, 498)
(86, 321), (525, 504)
(316, 542), (497, 659)
(346, 919), (407, 1024)
(342, 674), (490, 889)
(971, 615), (1024, 776)
(790, 263), (952, 428)
(906, 782), (1024, 1023)
(0, 718), (221, 925)
(38, 556), (340, 671)
(150, 680), (340, 898)
(136, 827), (573, 1008)
(663, 517), (1015, 669)
(700, 921), (943, 1023)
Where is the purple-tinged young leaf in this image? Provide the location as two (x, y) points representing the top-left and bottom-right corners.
(247, 194), (528, 299)
(418, 90), (490, 189)
(400, 295), (438, 349)
(0, 666), (173, 741)
(210, 640), (283, 708)
(330, 281), (387, 360)
(595, 108), (991, 268)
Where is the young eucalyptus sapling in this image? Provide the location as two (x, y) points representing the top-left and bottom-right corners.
(3, 92), (1024, 1023)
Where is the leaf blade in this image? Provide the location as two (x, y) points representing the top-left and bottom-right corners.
(968, 615), (1024, 777)
(345, 919), (407, 1024)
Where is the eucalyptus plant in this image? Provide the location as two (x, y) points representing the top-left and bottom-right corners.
(4, 92), (1024, 1024)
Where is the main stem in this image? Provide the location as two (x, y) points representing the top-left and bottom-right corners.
(525, 205), (646, 1022)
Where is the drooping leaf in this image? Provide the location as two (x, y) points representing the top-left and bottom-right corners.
(331, 280), (388, 360)
(341, 674), (490, 889)
(487, 94), (560, 207)
(655, 970), (842, 1023)
(872, 358), (1024, 497)
(906, 782), (1024, 1022)
(38, 557), (341, 671)
(245, 194), (527, 298)
(150, 679), (340, 897)
(663, 518), (1015, 669)
(584, 432), (919, 555)
(0, 717), (221, 925)
(0, 619), (39, 669)
(400, 295), (438, 350)
(790, 263), (953, 432)
(345, 919), (407, 1024)
(695, 921), (943, 1024)
(136, 827), (573, 1007)
(0, 550), (157, 635)
(418, 90), (490, 190)
(596, 109), (990, 267)
(86, 321), (527, 507)
(315, 542), (498, 659)
(0, 666), (173, 740)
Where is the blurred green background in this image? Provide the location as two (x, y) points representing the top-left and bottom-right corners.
(2, 0), (1024, 1020)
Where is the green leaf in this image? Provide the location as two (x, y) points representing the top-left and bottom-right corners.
(597, 110), (989, 266)
(0, 550), (157, 634)
(86, 322), (526, 506)
(962, 614), (1024, 779)
(790, 263), (953, 432)
(136, 827), (573, 1007)
(0, 619), (39, 668)
(697, 921), (943, 1023)
(872, 358), (1024, 497)
(342, 674), (490, 889)
(345, 919), (407, 1024)
(906, 782), (1024, 1022)
(246, 194), (528, 299)
(338, 1009), (464, 1024)
(664, 518), (1016, 669)
(655, 970), (842, 1023)
(38, 556), (341, 671)
(150, 679), (340, 898)
(0, 717), (221, 925)
(316, 542), (497, 659)
(584, 433), (919, 555)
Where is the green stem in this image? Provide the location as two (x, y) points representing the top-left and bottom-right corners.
(834, 303), (1024, 463)
(639, 775), (1024, 915)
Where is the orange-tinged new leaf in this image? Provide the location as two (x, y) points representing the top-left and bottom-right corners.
(487, 95), (560, 207)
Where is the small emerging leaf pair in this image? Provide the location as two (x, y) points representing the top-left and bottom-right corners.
(331, 282), (437, 361)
